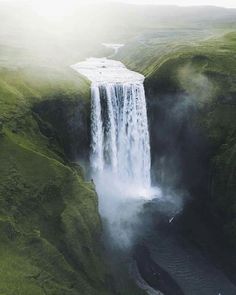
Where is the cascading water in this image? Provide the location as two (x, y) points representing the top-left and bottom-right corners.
(72, 57), (151, 196)
(91, 81), (151, 192)
(72, 57), (157, 247)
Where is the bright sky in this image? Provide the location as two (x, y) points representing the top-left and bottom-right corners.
(1, 0), (236, 7)
(31, 0), (236, 20)
(1, 0), (236, 21)
(118, 0), (236, 8)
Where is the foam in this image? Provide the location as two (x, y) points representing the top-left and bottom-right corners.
(71, 57), (144, 83)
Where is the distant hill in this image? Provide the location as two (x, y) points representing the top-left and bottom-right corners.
(0, 1), (235, 67)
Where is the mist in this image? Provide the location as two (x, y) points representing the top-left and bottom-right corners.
(95, 171), (155, 248)
(148, 64), (214, 202)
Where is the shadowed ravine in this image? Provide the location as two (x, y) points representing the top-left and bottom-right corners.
(133, 198), (236, 295)
(134, 245), (183, 295)
(71, 57), (236, 295)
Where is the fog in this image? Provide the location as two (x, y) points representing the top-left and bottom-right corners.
(95, 171), (156, 248)
(1, 0), (235, 69)
(94, 169), (185, 249)
(149, 65), (214, 202)
(116, 0), (236, 8)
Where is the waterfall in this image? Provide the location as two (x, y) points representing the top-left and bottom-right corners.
(72, 57), (152, 197)
(91, 82), (151, 190)
(72, 57), (156, 246)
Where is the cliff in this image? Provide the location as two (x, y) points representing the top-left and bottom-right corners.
(145, 32), (236, 278)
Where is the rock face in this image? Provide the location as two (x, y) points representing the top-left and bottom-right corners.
(33, 96), (90, 162)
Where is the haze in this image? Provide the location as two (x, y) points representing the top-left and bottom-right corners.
(118, 0), (236, 8)
(1, 0), (236, 8)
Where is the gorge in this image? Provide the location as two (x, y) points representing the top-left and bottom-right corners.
(0, 2), (236, 295)
(70, 55), (236, 294)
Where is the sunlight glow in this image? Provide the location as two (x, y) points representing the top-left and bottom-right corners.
(117, 0), (236, 8)
(19, 0), (236, 12)
(32, 0), (76, 20)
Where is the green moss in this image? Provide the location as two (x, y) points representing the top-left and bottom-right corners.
(0, 66), (90, 122)
(146, 32), (236, 95)
(0, 130), (111, 294)
(0, 58), (147, 294)
(0, 61), (116, 294)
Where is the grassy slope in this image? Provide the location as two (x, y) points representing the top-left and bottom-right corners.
(0, 65), (112, 295)
(146, 32), (236, 246)
(0, 65), (146, 295)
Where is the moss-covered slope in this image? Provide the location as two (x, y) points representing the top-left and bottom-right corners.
(0, 65), (112, 294)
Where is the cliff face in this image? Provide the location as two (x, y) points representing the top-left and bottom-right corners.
(0, 66), (111, 295)
(145, 32), (236, 273)
(33, 95), (91, 162)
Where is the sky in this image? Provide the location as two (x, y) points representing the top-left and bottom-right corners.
(0, 0), (236, 7)
(119, 0), (236, 8)
(0, 0), (236, 8)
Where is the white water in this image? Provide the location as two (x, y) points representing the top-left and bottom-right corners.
(72, 57), (151, 194)
(91, 82), (151, 192)
(72, 57), (144, 83)
(102, 43), (124, 56)
(72, 57), (157, 246)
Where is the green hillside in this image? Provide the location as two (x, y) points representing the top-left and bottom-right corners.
(0, 65), (109, 295)
(0, 63), (146, 294)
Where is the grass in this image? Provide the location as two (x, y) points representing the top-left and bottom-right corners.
(0, 128), (110, 294)
(0, 60), (145, 294)
(145, 31), (236, 91)
(0, 62), (115, 294)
